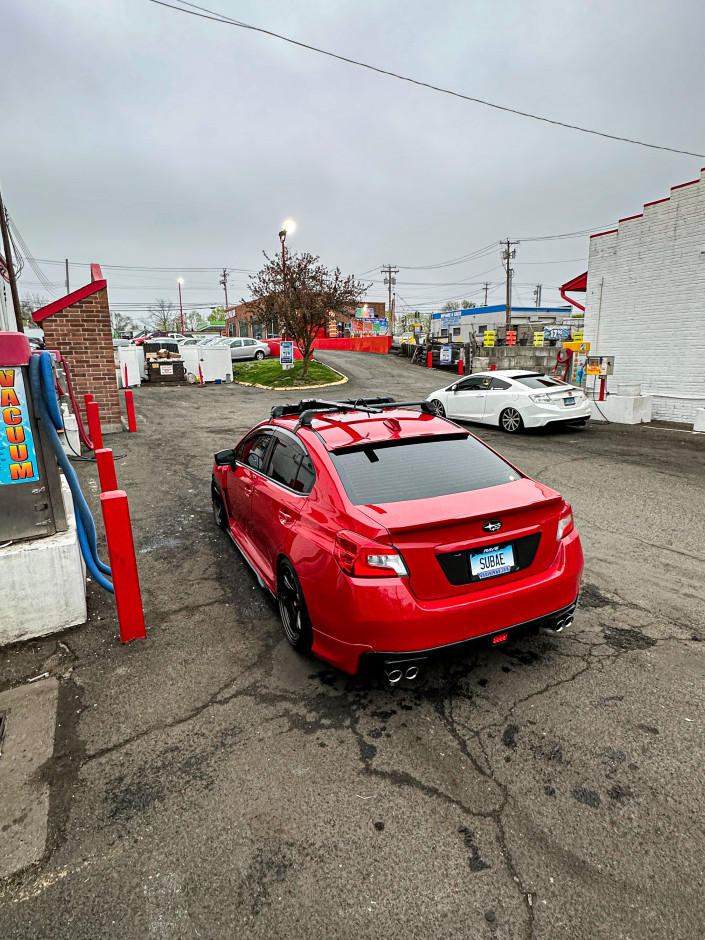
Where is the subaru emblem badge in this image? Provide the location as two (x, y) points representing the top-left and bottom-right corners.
(482, 520), (502, 533)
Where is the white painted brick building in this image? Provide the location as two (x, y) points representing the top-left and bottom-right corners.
(583, 168), (705, 423)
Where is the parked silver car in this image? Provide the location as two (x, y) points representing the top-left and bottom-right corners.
(216, 338), (271, 361)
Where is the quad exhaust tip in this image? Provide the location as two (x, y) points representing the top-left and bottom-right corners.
(540, 613), (574, 636)
(384, 659), (425, 685)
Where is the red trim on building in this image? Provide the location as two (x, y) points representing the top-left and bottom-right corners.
(32, 279), (107, 322)
(618, 214), (643, 223)
(589, 229), (618, 239)
(90, 263), (104, 282)
(643, 197), (669, 208)
(671, 179), (699, 191)
(560, 271), (587, 292)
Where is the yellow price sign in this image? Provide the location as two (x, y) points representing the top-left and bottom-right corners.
(533, 332), (545, 346)
(483, 330), (495, 347)
(573, 330), (583, 341)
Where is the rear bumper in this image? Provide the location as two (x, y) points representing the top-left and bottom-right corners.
(309, 529), (584, 674)
(523, 401), (591, 427)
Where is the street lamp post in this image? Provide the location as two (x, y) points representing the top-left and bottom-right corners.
(279, 219), (296, 281)
(177, 277), (185, 332)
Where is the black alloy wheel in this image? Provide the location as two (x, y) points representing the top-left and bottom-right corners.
(212, 487), (228, 530)
(431, 399), (446, 417)
(255, 350), (265, 360)
(278, 559), (313, 651)
(500, 407), (524, 434)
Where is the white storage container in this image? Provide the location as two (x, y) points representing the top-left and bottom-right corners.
(118, 346), (143, 387)
(178, 342), (233, 384)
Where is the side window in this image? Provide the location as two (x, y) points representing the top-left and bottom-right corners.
(490, 378), (511, 390)
(244, 339), (256, 346)
(457, 376), (487, 391)
(234, 432), (272, 471)
(266, 434), (316, 494)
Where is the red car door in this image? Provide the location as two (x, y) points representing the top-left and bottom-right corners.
(250, 430), (316, 580)
(225, 430), (274, 548)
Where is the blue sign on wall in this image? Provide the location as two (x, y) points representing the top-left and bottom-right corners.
(0, 368), (40, 485)
(543, 326), (570, 341)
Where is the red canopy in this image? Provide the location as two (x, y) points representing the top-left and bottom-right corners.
(560, 271), (587, 311)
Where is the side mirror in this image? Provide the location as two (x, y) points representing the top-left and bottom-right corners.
(448, 383), (459, 392)
(214, 448), (235, 467)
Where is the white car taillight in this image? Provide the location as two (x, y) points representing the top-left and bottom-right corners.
(530, 393), (551, 404)
(557, 510), (574, 540)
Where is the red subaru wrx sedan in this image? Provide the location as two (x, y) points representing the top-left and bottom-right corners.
(211, 398), (583, 679)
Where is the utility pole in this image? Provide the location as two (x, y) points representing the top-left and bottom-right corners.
(0, 183), (24, 332)
(501, 240), (518, 329)
(219, 268), (229, 309)
(381, 264), (398, 332)
(533, 284), (542, 308)
(483, 282), (490, 306)
(65, 259), (70, 294)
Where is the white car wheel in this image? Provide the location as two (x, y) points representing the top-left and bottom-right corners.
(500, 407), (524, 433)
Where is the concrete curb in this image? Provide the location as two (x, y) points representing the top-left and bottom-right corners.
(232, 361), (348, 392)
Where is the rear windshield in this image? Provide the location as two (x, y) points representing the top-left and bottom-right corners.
(512, 374), (567, 389)
(329, 435), (520, 505)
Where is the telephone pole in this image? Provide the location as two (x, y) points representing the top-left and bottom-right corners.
(501, 240), (518, 328)
(533, 283), (542, 308)
(219, 268), (229, 310)
(483, 282), (490, 306)
(0, 183), (24, 333)
(381, 264), (398, 332)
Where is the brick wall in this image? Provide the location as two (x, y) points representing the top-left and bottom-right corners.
(41, 286), (123, 433)
(584, 169), (705, 424)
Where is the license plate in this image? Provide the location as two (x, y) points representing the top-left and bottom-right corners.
(564, 396), (575, 406)
(470, 544), (514, 580)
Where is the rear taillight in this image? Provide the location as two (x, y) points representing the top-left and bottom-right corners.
(557, 505), (574, 540)
(334, 530), (409, 578)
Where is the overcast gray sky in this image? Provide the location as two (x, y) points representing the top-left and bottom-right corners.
(3, 0), (704, 322)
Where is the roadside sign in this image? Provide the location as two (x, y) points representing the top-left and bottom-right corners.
(280, 341), (294, 370)
(483, 330), (496, 347)
(533, 332), (544, 346)
(544, 326), (570, 341)
(440, 346), (452, 365)
(573, 330), (584, 341)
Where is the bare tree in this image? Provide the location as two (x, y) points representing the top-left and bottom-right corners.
(19, 292), (47, 326)
(440, 299), (476, 312)
(247, 250), (367, 377)
(110, 309), (135, 337)
(184, 309), (204, 331)
(148, 298), (177, 332)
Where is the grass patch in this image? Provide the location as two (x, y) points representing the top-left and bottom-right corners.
(233, 358), (344, 388)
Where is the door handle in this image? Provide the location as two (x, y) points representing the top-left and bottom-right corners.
(278, 510), (292, 525)
(243, 484), (253, 496)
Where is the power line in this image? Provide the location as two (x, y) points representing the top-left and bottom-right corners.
(149, 0), (705, 158)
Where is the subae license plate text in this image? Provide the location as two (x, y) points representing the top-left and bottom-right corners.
(471, 544), (514, 579)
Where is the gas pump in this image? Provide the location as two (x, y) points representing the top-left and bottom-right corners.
(0, 332), (67, 542)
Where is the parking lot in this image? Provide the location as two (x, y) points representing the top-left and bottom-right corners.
(1, 350), (704, 940)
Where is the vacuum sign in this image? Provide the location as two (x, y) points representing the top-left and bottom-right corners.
(0, 369), (39, 485)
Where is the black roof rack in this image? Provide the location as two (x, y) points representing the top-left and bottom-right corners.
(270, 397), (436, 431)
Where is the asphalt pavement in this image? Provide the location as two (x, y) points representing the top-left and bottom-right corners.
(1, 349), (703, 940)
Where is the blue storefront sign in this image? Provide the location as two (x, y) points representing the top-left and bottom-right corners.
(543, 326), (570, 341)
(0, 368), (40, 485)
(440, 312), (461, 328)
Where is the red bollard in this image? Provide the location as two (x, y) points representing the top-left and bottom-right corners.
(123, 363), (128, 389)
(100, 490), (146, 643)
(125, 389), (137, 432)
(86, 399), (103, 450)
(490, 363), (497, 371)
(458, 358), (464, 376)
(427, 350), (433, 369)
(86, 399), (103, 451)
(95, 448), (118, 492)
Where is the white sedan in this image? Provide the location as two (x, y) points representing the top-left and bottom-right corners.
(427, 370), (591, 433)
